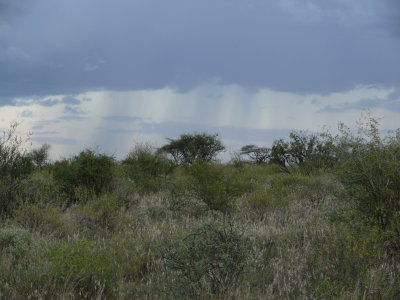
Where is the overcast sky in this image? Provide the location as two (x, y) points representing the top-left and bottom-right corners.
(1, 0), (400, 159)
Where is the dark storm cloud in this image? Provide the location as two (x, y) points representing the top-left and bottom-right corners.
(1, 0), (400, 99)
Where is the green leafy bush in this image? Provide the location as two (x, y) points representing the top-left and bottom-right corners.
(0, 123), (35, 216)
(247, 188), (283, 212)
(13, 203), (71, 238)
(16, 170), (61, 205)
(27, 143), (51, 170)
(43, 239), (120, 298)
(335, 117), (400, 229)
(310, 223), (383, 298)
(246, 173), (316, 212)
(164, 222), (248, 299)
(122, 142), (174, 194)
(188, 162), (250, 212)
(52, 149), (115, 204)
(74, 193), (121, 231)
(270, 131), (337, 174)
(0, 227), (30, 260)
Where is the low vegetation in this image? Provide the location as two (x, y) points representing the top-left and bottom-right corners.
(0, 116), (399, 299)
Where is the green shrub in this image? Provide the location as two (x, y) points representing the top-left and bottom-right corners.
(122, 142), (174, 194)
(246, 173), (314, 212)
(163, 222), (248, 299)
(0, 122), (34, 180)
(74, 193), (121, 231)
(13, 203), (71, 238)
(310, 223), (384, 298)
(335, 117), (400, 228)
(108, 231), (161, 282)
(16, 170), (61, 205)
(270, 131), (337, 174)
(383, 213), (400, 255)
(0, 227), (30, 259)
(247, 188), (284, 211)
(41, 239), (120, 298)
(27, 143), (51, 170)
(0, 123), (35, 216)
(52, 149), (115, 204)
(188, 162), (249, 212)
(296, 174), (342, 206)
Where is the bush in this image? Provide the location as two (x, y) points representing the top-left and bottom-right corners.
(246, 173), (316, 212)
(40, 239), (119, 298)
(310, 223), (384, 298)
(0, 122), (33, 180)
(163, 222), (248, 299)
(270, 131), (337, 174)
(188, 162), (249, 212)
(0, 123), (34, 216)
(16, 170), (61, 205)
(52, 149), (115, 204)
(160, 132), (225, 165)
(74, 194), (121, 231)
(0, 227), (30, 260)
(13, 203), (71, 238)
(335, 116), (400, 229)
(122, 142), (174, 194)
(27, 143), (51, 170)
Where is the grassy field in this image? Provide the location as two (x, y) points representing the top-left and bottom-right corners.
(1, 120), (399, 299)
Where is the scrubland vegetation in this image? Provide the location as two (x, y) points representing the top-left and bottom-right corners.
(1, 115), (399, 299)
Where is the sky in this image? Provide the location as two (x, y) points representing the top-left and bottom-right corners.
(1, 0), (400, 160)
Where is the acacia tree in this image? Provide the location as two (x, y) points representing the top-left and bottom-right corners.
(159, 133), (225, 165)
(270, 131), (337, 174)
(240, 144), (270, 164)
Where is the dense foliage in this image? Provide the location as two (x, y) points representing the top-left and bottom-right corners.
(51, 149), (115, 204)
(160, 133), (225, 165)
(0, 117), (399, 299)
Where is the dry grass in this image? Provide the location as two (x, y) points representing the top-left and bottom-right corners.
(0, 168), (398, 299)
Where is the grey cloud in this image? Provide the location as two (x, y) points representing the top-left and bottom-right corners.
(40, 99), (60, 106)
(31, 119), (61, 130)
(96, 127), (137, 134)
(19, 109), (32, 117)
(320, 98), (400, 113)
(31, 136), (77, 145)
(32, 130), (59, 135)
(38, 96), (82, 107)
(102, 115), (143, 122)
(62, 96), (81, 105)
(1, 0), (400, 99)
(64, 105), (84, 115)
(59, 115), (87, 121)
